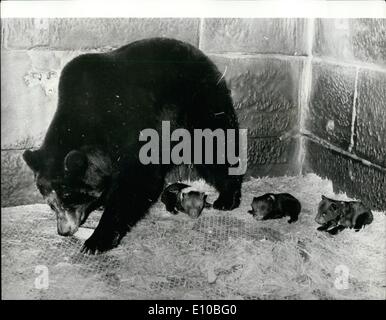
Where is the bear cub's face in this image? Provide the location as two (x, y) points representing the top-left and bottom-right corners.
(249, 196), (273, 220)
(315, 195), (341, 225)
(23, 146), (111, 236)
(180, 191), (207, 219)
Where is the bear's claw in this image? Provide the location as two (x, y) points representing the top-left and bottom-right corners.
(213, 195), (240, 211)
(80, 231), (120, 255)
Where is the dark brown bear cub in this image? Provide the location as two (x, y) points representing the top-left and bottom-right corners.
(315, 195), (373, 235)
(248, 193), (301, 223)
(161, 183), (211, 218)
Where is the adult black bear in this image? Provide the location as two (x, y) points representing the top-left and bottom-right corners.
(23, 38), (243, 254)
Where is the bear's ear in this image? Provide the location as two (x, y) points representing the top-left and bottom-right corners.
(23, 149), (41, 172)
(64, 150), (88, 175)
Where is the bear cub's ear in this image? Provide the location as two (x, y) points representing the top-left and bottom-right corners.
(23, 149), (41, 172)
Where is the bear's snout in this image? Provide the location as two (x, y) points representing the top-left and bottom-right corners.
(57, 216), (78, 236)
(188, 209), (201, 219)
(56, 211), (80, 236)
(315, 214), (325, 225)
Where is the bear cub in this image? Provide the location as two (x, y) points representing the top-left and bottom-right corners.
(161, 183), (211, 218)
(315, 195), (373, 235)
(248, 193), (301, 223)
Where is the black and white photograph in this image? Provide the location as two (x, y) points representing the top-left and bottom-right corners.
(1, 0), (385, 303)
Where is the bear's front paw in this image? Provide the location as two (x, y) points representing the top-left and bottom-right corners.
(288, 217), (298, 224)
(80, 231), (121, 255)
(213, 195), (240, 211)
(327, 227), (344, 235)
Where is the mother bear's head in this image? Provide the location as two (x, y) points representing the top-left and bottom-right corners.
(23, 146), (112, 236)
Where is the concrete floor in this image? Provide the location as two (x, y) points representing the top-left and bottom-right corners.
(1, 174), (385, 300)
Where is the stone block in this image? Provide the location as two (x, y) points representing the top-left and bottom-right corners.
(306, 62), (356, 150)
(211, 56), (302, 138)
(304, 140), (386, 211)
(201, 18), (308, 55)
(313, 19), (386, 66)
(1, 50), (83, 149)
(246, 136), (300, 177)
(355, 69), (386, 167)
(1, 150), (44, 207)
(2, 18), (200, 50)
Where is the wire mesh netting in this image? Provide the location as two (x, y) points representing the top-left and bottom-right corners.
(2, 174), (385, 300)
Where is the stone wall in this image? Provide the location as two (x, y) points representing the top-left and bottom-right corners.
(1, 18), (385, 209)
(302, 19), (386, 211)
(1, 18), (202, 206)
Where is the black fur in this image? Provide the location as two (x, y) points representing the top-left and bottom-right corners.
(161, 182), (191, 214)
(161, 183), (211, 218)
(248, 193), (301, 224)
(315, 195), (373, 235)
(22, 38), (243, 254)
